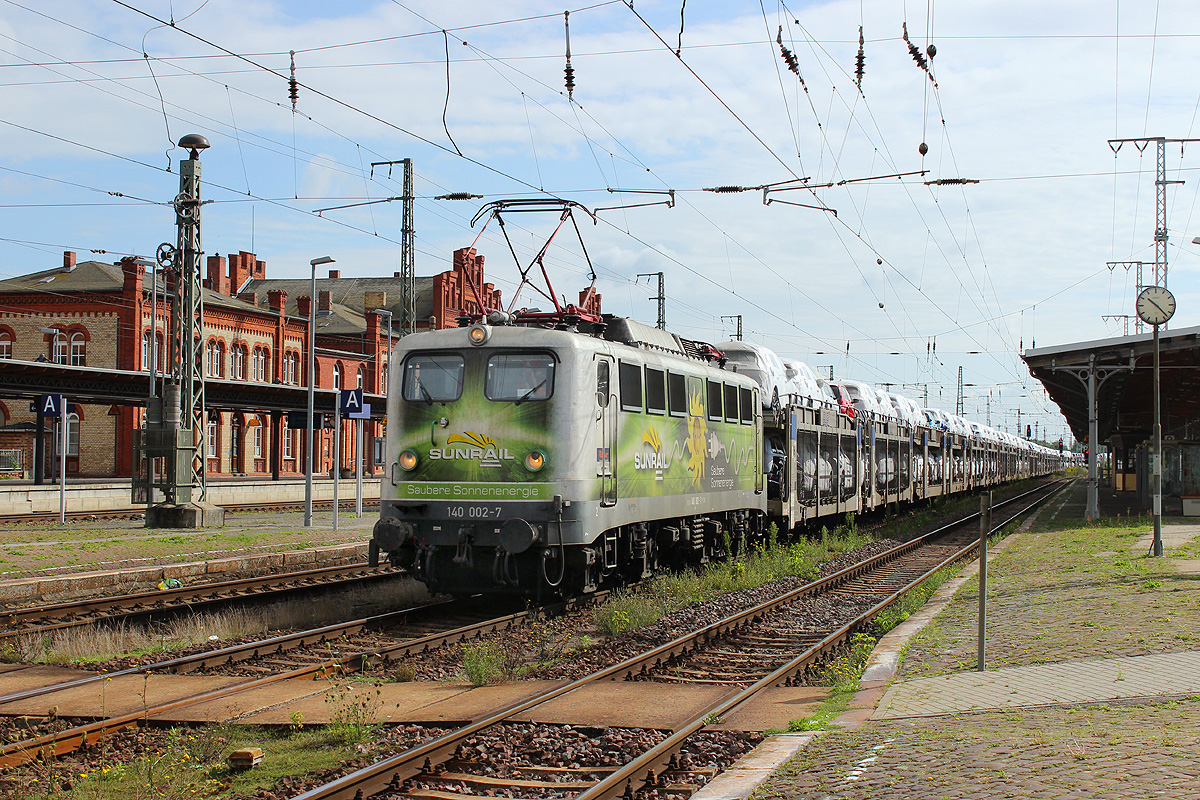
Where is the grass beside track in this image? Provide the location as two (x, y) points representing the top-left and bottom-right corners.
(0, 509), (373, 579)
(749, 485), (1200, 800)
(7, 479), (1067, 798)
(897, 505), (1200, 679)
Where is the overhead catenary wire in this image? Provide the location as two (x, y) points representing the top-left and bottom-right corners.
(3, 2), (1167, 430)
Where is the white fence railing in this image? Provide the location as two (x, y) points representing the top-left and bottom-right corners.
(0, 449), (24, 473)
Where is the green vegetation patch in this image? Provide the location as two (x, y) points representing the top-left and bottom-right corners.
(897, 499), (1200, 680)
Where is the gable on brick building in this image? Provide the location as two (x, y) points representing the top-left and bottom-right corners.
(0, 244), (570, 481)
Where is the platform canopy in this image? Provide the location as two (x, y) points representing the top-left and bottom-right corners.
(1022, 324), (1200, 446)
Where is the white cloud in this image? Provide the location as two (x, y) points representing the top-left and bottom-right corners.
(2, 0), (1199, 432)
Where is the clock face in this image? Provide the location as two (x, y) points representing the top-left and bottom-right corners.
(1136, 286), (1176, 326)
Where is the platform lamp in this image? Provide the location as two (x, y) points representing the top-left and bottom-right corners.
(305, 255), (335, 527)
(372, 308), (394, 392)
(40, 326), (65, 364)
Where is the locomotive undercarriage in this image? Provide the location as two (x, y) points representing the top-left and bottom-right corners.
(372, 506), (762, 597)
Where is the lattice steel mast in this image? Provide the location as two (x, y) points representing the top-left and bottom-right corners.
(1108, 136), (1200, 329)
(140, 135), (223, 527)
(176, 136), (208, 501)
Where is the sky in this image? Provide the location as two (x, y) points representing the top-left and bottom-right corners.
(3, 0), (1200, 443)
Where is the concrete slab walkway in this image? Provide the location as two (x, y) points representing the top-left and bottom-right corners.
(874, 650), (1200, 718)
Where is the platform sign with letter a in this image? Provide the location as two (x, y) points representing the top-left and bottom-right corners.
(341, 388), (370, 419)
(38, 394), (66, 418)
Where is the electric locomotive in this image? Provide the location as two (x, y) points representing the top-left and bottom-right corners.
(371, 313), (767, 596)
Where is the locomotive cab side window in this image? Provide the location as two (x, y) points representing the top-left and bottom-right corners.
(667, 372), (687, 417)
(740, 387), (754, 424)
(403, 353), (465, 403)
(724, 383), (739, 423)
(486, 352), (555, 402)
(645, 367), (666, 415)
(596, 361), (610, 407)
(619, 361), (643, 412)
(707, 380), (723, 421)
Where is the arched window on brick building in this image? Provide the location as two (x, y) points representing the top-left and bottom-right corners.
(205, 340), (224, 377)
(50, 330), (67, 364)
(69, 332), (86, 366)
(66, 412), (79, 456)
(333, 363), (343, 391)
(232, 343), (246, 380)
(284, 351), (299, 385)
(141, 330), (165, 372)
(0, 329), (12, 359)
(252, 347), (268, 382)
(206, 417), (219, 462)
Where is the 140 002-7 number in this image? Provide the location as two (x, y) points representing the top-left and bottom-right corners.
(448, 505), (502, 519)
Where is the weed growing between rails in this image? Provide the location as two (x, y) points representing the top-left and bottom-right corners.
(593, 519), (872, 636)
(20, 721), (436, 800)
(779, 564), (966, 734)
(24, 725), (232, 800)
(4, 578), (431, 666)
(461, 640), (507, 685)
(323, 674), (386, 745)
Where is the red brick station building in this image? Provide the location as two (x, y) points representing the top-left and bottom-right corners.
(0, 245), (597, 480)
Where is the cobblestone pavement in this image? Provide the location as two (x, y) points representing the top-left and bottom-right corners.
(754, 700), (1200, 800)
(898, 487), (1200, 679)
(750, 482), (1200, 800)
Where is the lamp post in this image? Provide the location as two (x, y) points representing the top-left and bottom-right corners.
(372, 308), (394, 391)
(305, 255), (335, 527)
(371, 308), (394, 479)
(41, 326), (64, 364)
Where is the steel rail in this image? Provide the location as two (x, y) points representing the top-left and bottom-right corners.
(287, 479), (1066, 800)
(0, 598), (538, 769)
(0, 496), (380, 524)
(0, 596), (476, 708)
(0, 563), (395, 632)
(575, 479), (1070, 800)
(0, 589), (613, 770)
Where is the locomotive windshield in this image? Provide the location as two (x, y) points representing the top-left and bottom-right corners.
(486, 352), (555, 403)
(402, 353), (464, 403)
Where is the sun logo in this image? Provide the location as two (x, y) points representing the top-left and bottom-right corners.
(686, 386), (708, 486)
(636, 426), (669, 476)
(440, 430), (510, 467)
(447, 431), (496, 449)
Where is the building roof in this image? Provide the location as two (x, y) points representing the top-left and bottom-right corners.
(0, 260), (124, 294)
(0, 258), (274, 318)
(1022, 324), (1200, 445)
(244, 275), (438, 322)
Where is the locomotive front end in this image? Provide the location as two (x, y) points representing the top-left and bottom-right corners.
(372, 323), (584, 595)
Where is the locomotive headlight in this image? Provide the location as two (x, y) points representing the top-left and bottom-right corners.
(468, 324), (491, 345)
(398, 449), (419, 471)
(524, 449), (546, 472)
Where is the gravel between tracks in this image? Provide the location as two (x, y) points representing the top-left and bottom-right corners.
(386, 538), (902, 684)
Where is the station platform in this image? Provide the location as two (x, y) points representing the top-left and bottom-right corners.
(697, 481), (1200, 800)
(0, 476), (381, 517)
(0, 505), (376, 604)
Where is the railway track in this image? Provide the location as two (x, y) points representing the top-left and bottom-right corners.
(0, 562), (404, 641)
(283, 480), (1067, 800)
(0, 594), (531, 768)
(0, 480), (1064, 793)
(0, 497), (380, 525)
